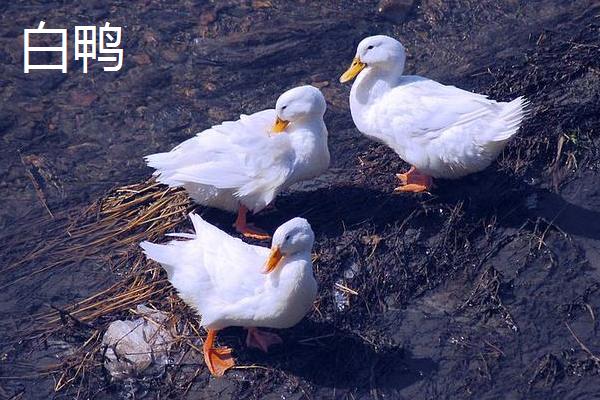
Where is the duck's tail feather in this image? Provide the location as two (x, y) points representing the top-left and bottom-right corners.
(490, 96), (531, 142)
(144, 151), (185, 187)
(188, 212), (224, 238)
(140, 213), (221, 276)
(140, 240), (181, 278)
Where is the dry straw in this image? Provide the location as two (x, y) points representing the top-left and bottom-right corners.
(5, 179), (207, 394)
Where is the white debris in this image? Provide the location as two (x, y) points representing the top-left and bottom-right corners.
(101, 305), (174, 379)
(333, 279), (350, 311)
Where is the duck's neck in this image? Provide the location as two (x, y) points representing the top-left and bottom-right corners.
(350, 65), (403, 133)
(266, 253), (313, 288)
(285, 118), (330, 185)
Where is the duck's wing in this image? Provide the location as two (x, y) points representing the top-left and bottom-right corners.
(140, 214), (270, 315)
(145, 110), (295, 210)
(375, 78), (527, 145)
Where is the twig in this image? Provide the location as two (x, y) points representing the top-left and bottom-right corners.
(334, 282), (359, 296)
(565, 322), (600, 364)
(19, 151), (54, 219)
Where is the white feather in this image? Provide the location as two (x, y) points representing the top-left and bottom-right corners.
(140, 214), (318, 330)
(348, 36), (529, 179)
(145, 86), (329, 213)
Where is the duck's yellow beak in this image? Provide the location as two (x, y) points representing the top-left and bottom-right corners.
(263, 246), (283, 274)
(340, 57), (365, 83)
(271, 116), (290, 134)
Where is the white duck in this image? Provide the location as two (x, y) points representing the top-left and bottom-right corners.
(140, 213), (317, 376)
(340, 35), (529, 193)
(145, 85), (329, 239)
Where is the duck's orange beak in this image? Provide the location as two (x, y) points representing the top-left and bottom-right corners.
(271, 116), (290, 134)
(339, 57), (365, 83)
(263, 246), (283, 273)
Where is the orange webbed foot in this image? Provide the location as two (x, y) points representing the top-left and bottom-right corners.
(203, 329), (235, 377)
(245, 327), (283, 353)
(395, 166), (416, 185)
(204, 347), (235, 377)
(236, 224), (271, 240)
(394, 167), (432, 193)
(394, 183), (430, 193)
(234, 205), (271, 240)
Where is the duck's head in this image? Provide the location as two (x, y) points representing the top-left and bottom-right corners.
(339, 35), (406, 83)
(271, 85), (326, 134)
(264, 217), (315, 273)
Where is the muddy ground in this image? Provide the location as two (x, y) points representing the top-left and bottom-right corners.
(1, 0), (599, 399)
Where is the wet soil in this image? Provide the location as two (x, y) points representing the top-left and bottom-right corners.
(1, 0), (599, 399)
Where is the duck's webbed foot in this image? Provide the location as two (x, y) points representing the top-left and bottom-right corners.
(236, 223), (271, 240)
(234, 205), (271, 240)
(203, 329), (235, 377)
(245, 327), (283, 353)
(394, 166), (433, 193)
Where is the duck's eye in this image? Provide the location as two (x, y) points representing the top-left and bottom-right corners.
(285, 234), (290, 241)
(367, 45), (374, 50)
(281, 105), (287, 110)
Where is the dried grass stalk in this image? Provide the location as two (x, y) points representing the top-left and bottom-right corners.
(6, 179), (204, 395)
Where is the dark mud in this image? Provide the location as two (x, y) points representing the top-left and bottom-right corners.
(1, 0), (599, 399)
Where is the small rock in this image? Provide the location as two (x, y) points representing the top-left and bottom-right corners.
(70, 91), (98, 107)
(132, 54), (152, 65)
(101, 305), (174, 380)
